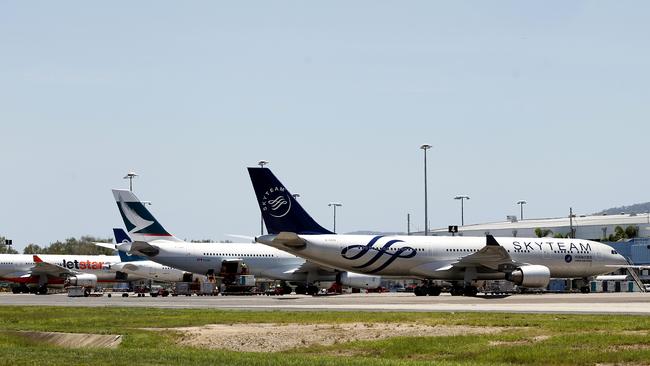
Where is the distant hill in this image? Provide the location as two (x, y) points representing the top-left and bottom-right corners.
(595, 202), (650, 215)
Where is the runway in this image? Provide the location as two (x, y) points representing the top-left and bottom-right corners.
(1, 292), (649, 314)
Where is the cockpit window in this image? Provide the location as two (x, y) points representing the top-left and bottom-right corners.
(611, 250), (618, 255)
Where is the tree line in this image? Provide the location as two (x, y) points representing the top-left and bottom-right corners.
(1, 235), (114, 255)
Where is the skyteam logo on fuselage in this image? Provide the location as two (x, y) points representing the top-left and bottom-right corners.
(261, 186), (292, 218)
(340, 236), (417, 274)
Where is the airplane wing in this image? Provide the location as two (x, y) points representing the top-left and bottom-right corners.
(226, 234), (255, 242)
(452, 235), (521, 272)
(290, 260), (336, 274)
(30, 255), (77, 278)
(93, 242), (117, 251)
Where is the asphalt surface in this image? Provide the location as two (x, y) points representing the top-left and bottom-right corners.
(1, 292), (649, 314)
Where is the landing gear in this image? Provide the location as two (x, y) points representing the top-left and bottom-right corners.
(294, 285), (306, 295)
(414, 285), (442, 296)
(463, 286), (478, 297)
(37, 286), (48, 295)
(414, 286), (427, 296)
(449, 286), (464, 296)
(306, 285), (319, 295)
(580, 286), (590, 294)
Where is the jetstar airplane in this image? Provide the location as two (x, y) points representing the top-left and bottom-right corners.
(248, 167), (630, 296)
(96, 228), (206, 283)
(111, 189), (382, 294)
(0, 253), (125, 294)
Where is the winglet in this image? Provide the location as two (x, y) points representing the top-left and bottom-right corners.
(33, 255), (43, 263)
(486, 235), (499, 246)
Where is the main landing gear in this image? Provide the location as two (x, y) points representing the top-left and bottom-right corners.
(294, 284), (319, 295)
(414, 284), (442, 297)
(414, 283), (479, 297)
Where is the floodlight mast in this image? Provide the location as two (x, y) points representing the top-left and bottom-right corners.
(420, 144), (432, 236)
(257, 160), (269, 235)
(123, 171), (138, 192)
(328, 202), (343, 233)
(454, 195), (470, 226)
(517, 200), (527, 220)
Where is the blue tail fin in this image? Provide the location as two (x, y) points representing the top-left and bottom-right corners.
(112, 228), (147, 262)
(248, 167), (333, 235)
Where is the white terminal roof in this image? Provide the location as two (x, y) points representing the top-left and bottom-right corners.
(435, 213), (650, 232)
(423, 213), (650, 239)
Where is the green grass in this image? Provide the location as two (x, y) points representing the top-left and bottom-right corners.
(1, 306), (650, 365)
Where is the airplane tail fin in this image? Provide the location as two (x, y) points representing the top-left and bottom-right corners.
(111, 189), (181, 242)
(112, 228), (147, 262)
(247, 167), (333, 235)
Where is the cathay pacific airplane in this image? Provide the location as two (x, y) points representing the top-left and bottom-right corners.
(111, 189), (381, 294)
(96, 229), (206, 283)
(248, 167), (630, 296)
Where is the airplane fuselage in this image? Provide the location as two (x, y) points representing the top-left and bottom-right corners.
(132, 241), (321, 282)
(0, 254), (123, 284)
(257, 234), (628, 281)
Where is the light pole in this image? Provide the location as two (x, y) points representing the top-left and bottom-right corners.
(454, 195), (470, 226)
(420, 144), (432, 236)
(517, 200), (527, 220)
(328, 202), (342, 233)
(258, 160), (269, 235)
(123, 171), (138, 192)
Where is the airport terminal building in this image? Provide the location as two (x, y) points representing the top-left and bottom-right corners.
(418, 213), (650, 267)
(426, 213), (650, 242)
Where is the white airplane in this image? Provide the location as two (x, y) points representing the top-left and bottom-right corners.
(111, 189), (381, 294)
(0, 253), (124, 294)
(248, 167), (630, 296)
(96, 228), (206, 283)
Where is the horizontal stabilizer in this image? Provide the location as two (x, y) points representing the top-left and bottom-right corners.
(93, 242), (117, 251)
(274, 232), (307, 249)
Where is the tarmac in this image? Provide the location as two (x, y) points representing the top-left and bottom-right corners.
(1, 292), (649, 314)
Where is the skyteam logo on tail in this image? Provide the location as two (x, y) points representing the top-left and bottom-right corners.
(261, 186), (292, 218)
(341, 236), (417, 274)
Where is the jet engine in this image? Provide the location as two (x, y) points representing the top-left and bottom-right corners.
(507, 265), (550, 288)
(65, 274), (98, 288)
(339, 272), (382, 289)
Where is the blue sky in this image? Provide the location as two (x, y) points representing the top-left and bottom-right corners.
(1, 2), (649, 250)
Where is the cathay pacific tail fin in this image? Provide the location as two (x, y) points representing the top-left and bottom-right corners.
(111, 189), (181, 242)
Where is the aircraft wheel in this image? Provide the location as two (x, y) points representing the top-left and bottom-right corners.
(11, 287), (20, 294)
(580, 286), (590, 294)
(38, 286), (48, 295)
(413, 286), (427, 296)
(463, 286), (478, 297)
(306, 285), (319, 295)
(450, 287), (463, 296)
(427, 286), (441, 296)
(295, 285), (307, 295)
(122, 293), (129, 298)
